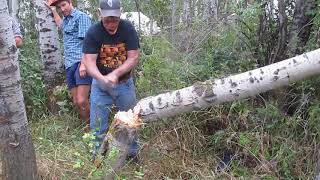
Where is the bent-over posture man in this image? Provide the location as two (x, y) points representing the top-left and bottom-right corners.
(83, 0), (140, 158)
(47, 0), (92, 131)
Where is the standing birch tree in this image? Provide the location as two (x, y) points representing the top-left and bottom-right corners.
(0, 1), (37, 179)
(35, 0), (63, 89)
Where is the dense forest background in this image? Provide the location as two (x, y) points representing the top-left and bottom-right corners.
(6, 0), (320, 179)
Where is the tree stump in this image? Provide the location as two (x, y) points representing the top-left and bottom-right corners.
(96, 108), (142, 180)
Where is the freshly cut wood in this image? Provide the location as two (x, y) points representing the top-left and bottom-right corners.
(136, 48), (320, 122)
(97, 108), (141, 180)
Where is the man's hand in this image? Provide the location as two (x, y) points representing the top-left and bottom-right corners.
(79, 62), (87, 78)
(102, 73), (119, 87)
(44, 0), (56, 11)
(105, 72), (119, 86)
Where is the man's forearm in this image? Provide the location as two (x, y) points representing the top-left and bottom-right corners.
(112, 50), (139, 77)
(84, 59), (104, 81)
(111, 57), (139, 77)
(51, 9), (62, 27)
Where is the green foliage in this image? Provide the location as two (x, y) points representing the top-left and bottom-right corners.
(136, 36), (187, 97)
(19, 36), (48, 118)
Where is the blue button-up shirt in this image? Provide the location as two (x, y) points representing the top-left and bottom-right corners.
(61, 9), (92, 69)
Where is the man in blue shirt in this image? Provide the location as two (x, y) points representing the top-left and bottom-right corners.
(46, 0), (92, 131)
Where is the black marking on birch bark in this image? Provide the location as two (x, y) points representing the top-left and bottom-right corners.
(229, 90), (232, 93)
(51, 45), (58, 49)
(140, 109), (155, 116)
(159, 102), (169, 109)
(249, 77), (254, 83)
(260, 69), (264, 74)
(193, 82), (205, 97)
(9, 45), (17, 54)
(148, 102), (154, 111)
(175, 91), (182, 104)
(303, 53), (309, 60)
(43, 48), (58, 54)
(249, 72), (252, 75)
(157, 97), (162, 106)
(40, 28), (51, 32)
(229, 80), (237, 88)
(203, 89), (217, 103)
(273, 76), (279, 81)
(260, 77), (263, 81)
(0, 63), (18, 75)
(193, 81), (214, 96)
(44, 61), (56, 66)
(254, 77), (260, 83)
(0, 37), (5, 48)
(293, 59), (297, 64)
(274, 69), (280, 75)
(219, 78), (225, 85)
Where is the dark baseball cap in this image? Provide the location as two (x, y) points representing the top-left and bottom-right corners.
(100, 0), (121, 17)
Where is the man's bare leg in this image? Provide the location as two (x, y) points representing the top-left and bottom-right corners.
(71, 85), (91, 127)
(76, 85), (91, 125)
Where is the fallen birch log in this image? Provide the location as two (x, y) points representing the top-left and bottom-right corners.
(136, 49), (320, 122)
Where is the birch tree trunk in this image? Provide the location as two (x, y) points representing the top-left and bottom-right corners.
(183, 0), (190, 27)
(270, 0), (288, 64)
(136, 48), (320, 122)
(7, 0), (19, 18)
(76, 0), (86, 11)
(287, 0), (316, 56)
(35, 0), (63, 90)
(211, 0), (218, 20)
(203, 0), (210, 23)
(171, 0), (176, 43)
(0, 2), (38, 179)
(134, 0), (141, 36)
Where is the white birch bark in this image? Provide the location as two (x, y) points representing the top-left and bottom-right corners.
(35, 0), (63, 89)
(7, 0), (19, 17)
(137, 48), (320, 122)
(203, 0), (210, 22)
(211, 0), (218, 20)
(76, 0), (86, 11)
(183, 0), (189, 25)
(171, 0), (176, 42)
(0, 1), (37, 179)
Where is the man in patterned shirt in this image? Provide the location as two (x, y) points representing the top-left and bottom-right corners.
(46, 0), (92, 131)
(83, 0), (140, 160)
